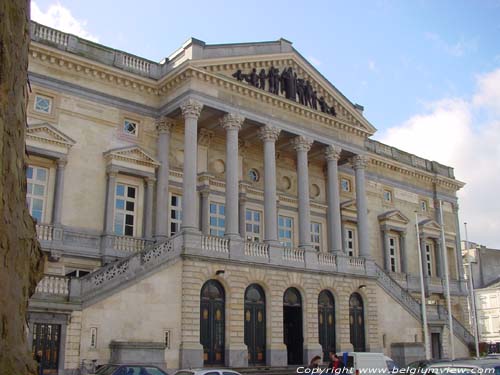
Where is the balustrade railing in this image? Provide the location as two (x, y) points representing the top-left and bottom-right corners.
(35, 275), (69, 296)
(122, 54), (151, 73)
(36, 223), (54, 241)
(244, 241), (269, 257)
(318, 252), (337, 267)
(34, 24), (69, 46)
(112, 235), (149, 252)
(201, 236), (229, 253)
(282, 247), (304, 262)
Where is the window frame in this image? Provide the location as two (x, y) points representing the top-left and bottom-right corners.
(26, 165), (49, 223)
(340, 177), (352, 193)
(310, 221), (322, 251)
(113, 182), (138, 237)
(425, 242), (434, 276)
(383, 189), (393, 203)
(344, 226), (357, 257)
(245, 208), (262, 242)
(169, 193), (182, 236)
(209, 201), (225, 237)
(33, 94), (53, 114)
(388, 235), (399, 272)
(278, 215), (294, 247)
(123, 118), (139, 137)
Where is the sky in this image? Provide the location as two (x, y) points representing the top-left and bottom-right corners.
(31, 0), (500, 247)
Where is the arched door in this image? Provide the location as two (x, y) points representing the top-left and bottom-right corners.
(244, 284), (266, 365)
(349, 292), (365, 352)
(283, 287), (303, 365)
(318, 290), (335, 361)
(200, 280), (225, 365)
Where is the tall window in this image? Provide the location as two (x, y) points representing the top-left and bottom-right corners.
(245, 209), (261, 242)
(388, 236), (399, 272)
(209, 202), (225, 237)
(114, 183), (137, 236)
(311, 222), (322, 251)
(425, 243), (433, 276)
(278, 215), (293, 247)
(170, 194), (182, 235)
(26, 165), (48, 223)
(345, 227), (356, 256)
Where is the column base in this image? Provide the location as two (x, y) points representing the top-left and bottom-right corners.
(303, 342), (323, 365)
(179, 342), (204, 369)
(266, 343), (287, 367)
(225, 343), (248, 367)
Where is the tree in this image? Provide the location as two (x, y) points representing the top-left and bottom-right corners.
(0, 1), (45, 374)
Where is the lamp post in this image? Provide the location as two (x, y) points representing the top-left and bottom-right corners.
(415, 211), (431, 360)
(439, 200), (455, 360)
(464, 222), (480, 359)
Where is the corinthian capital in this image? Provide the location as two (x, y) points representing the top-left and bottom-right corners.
(180, 98), (203, 119)
(325, 145), (342, 161)
(220, 112), (244, 131)
(291, 135), (313, 152)
(351, 154), (369, 170)
(258, 125), (281, 142)
(156, 116), (175, 134)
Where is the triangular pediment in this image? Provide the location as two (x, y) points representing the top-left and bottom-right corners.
(187, 41), (376, 136)
(104, 145), (159, 169)
(341, 199), (357, 210)
(378, 210), (410, 225)
(419, 218), (441, 231)
(27, 122), (76, 149)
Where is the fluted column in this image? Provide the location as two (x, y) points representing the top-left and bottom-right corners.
(52, 158), (67, 225)
(220, 113), (244, 238)
(180, 99), (203, 232)
(155, 117), (174, 240)
(352, 155), (370, 258)
(258, 126), (281, 243)
(144, 177), (155, 239)
(325, 145), (342, 253)
(104, 170), (118, 234)
(292, 135), (313, 249)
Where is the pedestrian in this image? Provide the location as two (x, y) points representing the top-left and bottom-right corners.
(35, 350), (43, 375)
(309, 355), (322, 369)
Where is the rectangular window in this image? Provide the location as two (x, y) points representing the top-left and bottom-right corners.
(34, 94), (52, 114)
(420, 199), (428, 212)
(209, 202), (225, 237)
(345, 227), (356, 256)
(310, 222), (322, 251)
(123, 119), (138, 136)
(26, 165), (48, 223)
(169, 194), (182, 235)
(278, 215), (293, 247)
(388, 236), (399, 272)
(90, 327), (98, 349)
(164, 329), (171, 349)
(425, 243), (433, 276)
(341, 178), (351, 192)
(114, 183), (137, 236)
(383, 189), (392, 202)
(245, 209), (261, 242)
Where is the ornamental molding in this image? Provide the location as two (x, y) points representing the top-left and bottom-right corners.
(258, 125), (281, 142)
(220, 112), (245, 130)
(180, 98), (203, 119)
(26, 122), (76, 150)
(291, 135), (313, 152)
(324, 145), (342, 161)
(103, 145), (160, 169)
(155, 116), (176, 133)
(378, 210), (410, 226)
(351, 154), (369, 170)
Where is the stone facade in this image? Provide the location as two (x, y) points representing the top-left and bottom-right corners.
(25, 22), (474, 373)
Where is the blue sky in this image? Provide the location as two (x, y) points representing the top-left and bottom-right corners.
(31, 1), (500, 246)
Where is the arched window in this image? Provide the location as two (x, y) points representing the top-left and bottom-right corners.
(318, 290), (335, 361)
(283, 288), (303, 365)
(349, 292), (365, 352)
(244, 284), (266, 365)
(200, 280), (225, 364)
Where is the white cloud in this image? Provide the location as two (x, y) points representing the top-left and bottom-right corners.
(377, 68), (500, 248)
(368, 60), (377, 72)
(31, 1), (99, 42)
(307, 56), (322, 67)
(424, 31), (477, 58)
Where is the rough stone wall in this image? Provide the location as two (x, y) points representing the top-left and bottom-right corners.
(65, 311), (83, 370)
(0, 1), (45, 374)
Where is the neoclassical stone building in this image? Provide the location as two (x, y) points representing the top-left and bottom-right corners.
(27, 22), (474, 374)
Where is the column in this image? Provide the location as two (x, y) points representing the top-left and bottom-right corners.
(399, 232), (407, 273)
(292, 135), (313, 249)
(325, 145), (342, 253)
(180, 99), (203, 231)
(453, 203), (466, 281)
(144, 177), (155, 239)
(258, 125), (281, 243)
(382, 229), (390, 271)
(104, 170), (118, 234)
(155, 117), (174, 240)
(220, 113), (244, 238)
(352, 155), (370, 258)
(239, 190), (247, 238)
(435, 238), (444, 278)
(52, 158), (67, 225)
(200, 189), (210, 235)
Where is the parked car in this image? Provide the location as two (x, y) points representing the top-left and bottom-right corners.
(341, 352), (398, 373)
(174, 370), (242, 375)
(427, 359), (500, 375)
(95, 364), (168, 375)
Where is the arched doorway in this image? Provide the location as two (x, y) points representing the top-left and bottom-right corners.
(349, 292), (365, 352)
(200, 280), (225, 365)
(283, 287), (303, 365)
(318, 290), (335, 361)
(244, 284), (266, 365)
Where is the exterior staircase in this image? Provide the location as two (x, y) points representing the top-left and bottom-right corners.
(374, 264), (474, 346)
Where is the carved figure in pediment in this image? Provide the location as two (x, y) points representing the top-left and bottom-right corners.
(297, 78), (306, 105)
(245, 68), (259, 87)
(273, 68), (280, 94)
(311, 90), (318, 110)
(268, 67), (276, 93)
(330, 104), (337, 117)
(318, 96), (328, 113)
(304, 80), (313, 107)
(281, 67), (297, 101)
(232, 69), (245, 81)
(258, 69), (267, 90)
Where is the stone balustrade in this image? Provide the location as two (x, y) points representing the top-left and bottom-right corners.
(122, 54), (151, 74)
(35, 275), (69, 296)
(282, 247), (305, 262)
(244, 241), (269, 258)
(36, 223), (54, 241)
(201, 235), (229, 253)
(33, 24), (69, 46)
(318, 252), (337, 267)
(112, 235), (150, 253)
